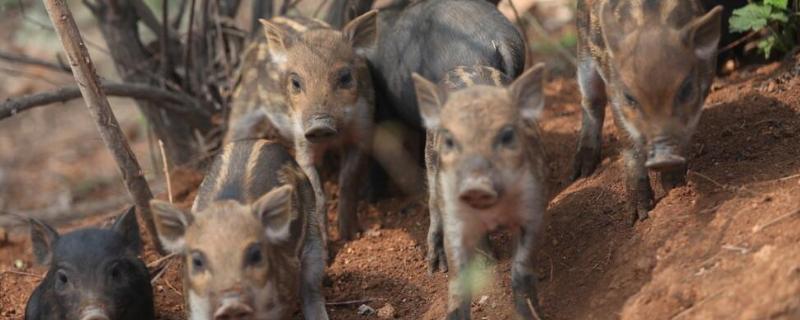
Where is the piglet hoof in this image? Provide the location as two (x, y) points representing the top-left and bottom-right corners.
(445, 307), (469, 320)
(339, 226), (362, 242)
(660, 166), (688, 192)
(426, 244), (448, 274)
(571, 147), (601, 181)
(628, 195), (654, 226)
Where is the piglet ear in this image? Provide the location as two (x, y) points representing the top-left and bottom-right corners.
(111, 206), (142, 254)
(681, 5), (723, 61)
(509, 63), (546, 121)
(599, 1), (625, 56)
(29, 218), (59, 266)
(343, 9), (378, 52)
(260, 19), (289, 58)
(253, 185), (297, 243)
(150, 200), (193, 253)
(412, 73), (446, 130)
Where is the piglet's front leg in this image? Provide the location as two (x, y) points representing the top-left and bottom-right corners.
(511, 224), (542, 320)
(295, 140), (329, 248)
(338, 146), (367, 241)
(444, 222), (475, 320)
(624, 146), (655, 225)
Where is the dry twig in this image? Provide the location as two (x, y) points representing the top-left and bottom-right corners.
(753, 208), (800, 233)
(326, 298), (374, 306)
(0, 50), (70, 73)
(0, 82), (207, 120)
(42, 0), (164, 254)
(158, 140), (174, 203)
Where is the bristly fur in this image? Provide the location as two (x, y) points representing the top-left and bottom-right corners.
(574, 0), (722, 223)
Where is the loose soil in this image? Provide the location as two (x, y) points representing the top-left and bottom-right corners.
(1, 26), (799, 320)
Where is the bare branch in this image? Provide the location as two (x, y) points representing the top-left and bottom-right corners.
(0, 50), (70, 73)
(0, 82), (209, 121)
(41, 0), (164, 254)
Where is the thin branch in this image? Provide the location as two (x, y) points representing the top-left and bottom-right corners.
(720, 30), (762, 54)
(172, 0), (189, 29)
(158, 140), (174, 203)
(184, 0), (197, 92)
(0, 82), (208, 121)
(506, 0), (532, 69)
(753, 208), (800, 233)
(1, 270), (43, 279)
(0, 50), (71, 73)
(523, 12), (577, 67)
(161, 0), (170, 89)
(132, 0), (169, 40)
(526, 298), (543, 320)
(41, 0), (165, 254)
(312, 0), (330, 18)
(326, 298), (374, 306)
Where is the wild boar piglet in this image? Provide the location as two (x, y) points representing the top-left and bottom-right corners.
(414, 64), (549, 320)
(151, 140), (327, 320)
(25, 207), (154, 320)
(226, 11), (378, 242)
(573, 0), (723, 223)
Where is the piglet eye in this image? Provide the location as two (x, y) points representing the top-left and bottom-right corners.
(55, 270), (69, 291)
(110, 264), (121, 280)
(337, 68), (353, 88)
(244, 244), (263, 266)
(623, 92), (639, 109)
(498, 128), (516, 148)
(676, 78), (695, 105)
(443, 135), (456, 150)
(190, 251), (206, 272)
(288, 73), (303, 94)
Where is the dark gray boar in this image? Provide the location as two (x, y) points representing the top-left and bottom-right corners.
(25, 207), (154, 320)
(573, 0), (722, 223)
(225, 12), (378, 242)
(414, 64), (549, 319)
(368, 0), (526, 129)
(150, 140), (327, 320)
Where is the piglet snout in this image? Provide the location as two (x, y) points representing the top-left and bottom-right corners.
(304, 115), (338, 143)
(80, 307), (109, 320)
(645, 140), (686, 171)
(459, 177), (499, 210)
(213, 294), (254, 320)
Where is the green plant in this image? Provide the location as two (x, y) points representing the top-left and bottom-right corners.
(729, 0), (799, 59)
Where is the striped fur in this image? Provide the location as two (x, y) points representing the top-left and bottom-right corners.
(574, 0), (722, 223)
(154, 140), (328, 320)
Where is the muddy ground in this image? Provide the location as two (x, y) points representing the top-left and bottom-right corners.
(1, 4), (800, 320)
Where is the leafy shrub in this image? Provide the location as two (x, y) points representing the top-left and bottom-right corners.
(729, 0), (798, 58)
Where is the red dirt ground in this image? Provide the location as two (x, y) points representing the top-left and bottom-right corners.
(1, 14), (799, 319)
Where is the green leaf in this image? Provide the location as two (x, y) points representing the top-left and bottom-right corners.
(757, 36), (777, 59)
(769, 11), (789, 23)
(730, 4), (773, 33)
(765, 0), (789, 9)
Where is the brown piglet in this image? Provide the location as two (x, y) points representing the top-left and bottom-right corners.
(151, 140), (327, 320)
(414, 64), (549, 319)
(573, 0), (723, 223)
(226, 12), (378, 242)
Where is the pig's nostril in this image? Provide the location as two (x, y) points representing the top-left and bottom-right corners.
(214, 302), (254, 320)
(304, 126), (338, 141)
(645, 154), (686, 171)
(459, 189), (498, 209)
(80, 308), (109, 320)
